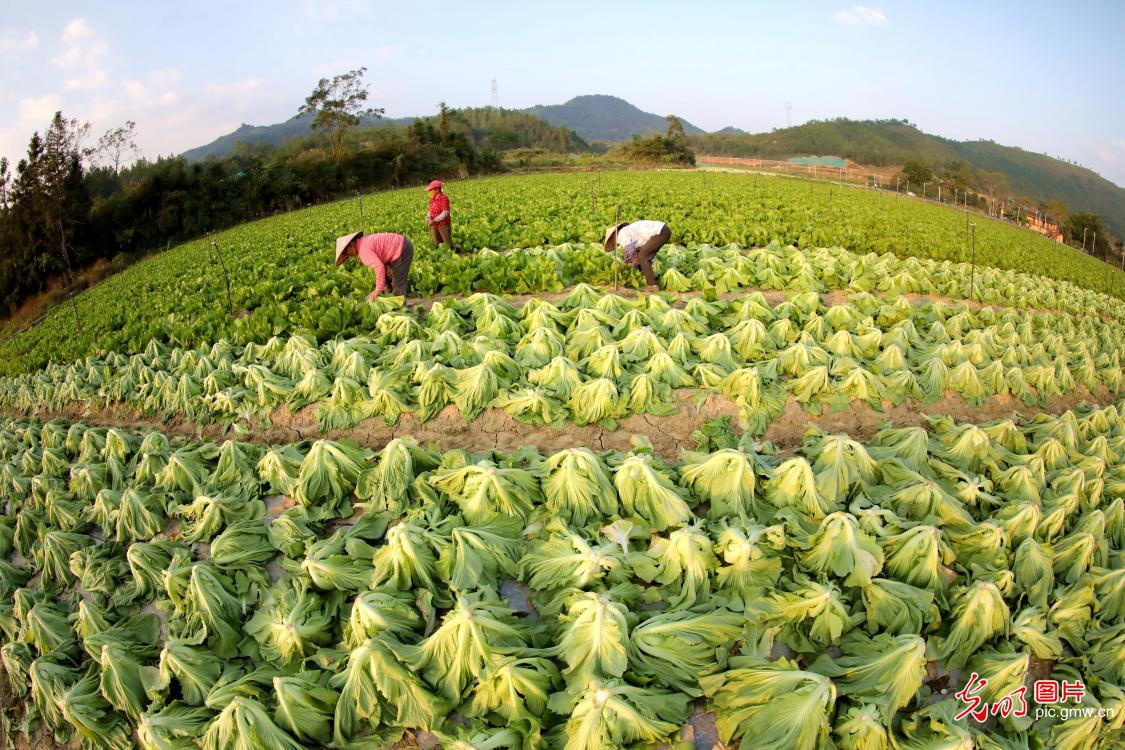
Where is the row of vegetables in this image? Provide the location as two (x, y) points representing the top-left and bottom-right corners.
(4, 236), (1123, 379)
(2, 286), (1120, 437)
(0, 399), (1122, 748)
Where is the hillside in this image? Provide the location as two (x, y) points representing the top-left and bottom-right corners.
(691, 119), (1125, 236)
(181, 112), (405, 161)
(428, 107), (589, 152)
(181, 107), (590, 161)
(691, 119), (956, 165)
(523, 94), (704, 142)
(179, 103), (1124, 237)
(948, 139), (1125, 236)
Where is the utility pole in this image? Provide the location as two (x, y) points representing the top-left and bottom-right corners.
(784, 100), (792, 128)
(1083, 227), (1088, 252)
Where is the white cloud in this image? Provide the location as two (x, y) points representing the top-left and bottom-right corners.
(0, 30), (39, 57)
(52, 18), (110, 90)
(19, 94), (63, 124)
(1082, 138), (1125, 186)
(1090, 139), (1125, 168)
(375, 45), (396, 58)
(836, 6), (888, 25)
(65, 70), (110, 91)
(204, 78), (266, 96)
(122, 69), (181, 102)
(298, 0), (370, 20)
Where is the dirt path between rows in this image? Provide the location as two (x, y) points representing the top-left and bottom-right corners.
(12, 387), (1119, 459)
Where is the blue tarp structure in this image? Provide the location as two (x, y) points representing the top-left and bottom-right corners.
(788, 155), (848, 167)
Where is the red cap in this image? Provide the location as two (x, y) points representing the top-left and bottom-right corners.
(426, 180), (444, 191)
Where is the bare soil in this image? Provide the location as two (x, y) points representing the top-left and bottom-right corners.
(14, 386), (1118, 460)
(0, 669), (74, 750)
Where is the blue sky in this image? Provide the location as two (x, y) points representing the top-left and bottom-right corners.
(2, 1), (1123, 185)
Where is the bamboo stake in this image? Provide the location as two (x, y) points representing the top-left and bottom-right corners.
(968, 223), (977, 302)
(209, 240), (235, 316)
(614, 204), (622, 291)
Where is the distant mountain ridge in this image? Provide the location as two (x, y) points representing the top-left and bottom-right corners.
(180, 112), (409, 161)
(179, 97), (1123, 236)
(521, 94), (704, 142)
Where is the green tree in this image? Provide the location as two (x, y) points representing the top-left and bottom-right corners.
(900, 158), (933, 186)
(666, 115), (686, 140)
(298, 67), (383, 162)
(1065, 212), (1110, 256)
(939, 161), (975, 198)
(438, 101), (451, 142)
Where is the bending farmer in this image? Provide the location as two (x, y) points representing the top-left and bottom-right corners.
(604, 220), (672, 290)
(425, 180), (457, 252)
(335, 231), (415, 300)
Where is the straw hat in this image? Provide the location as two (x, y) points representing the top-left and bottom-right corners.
(426, 180), (444, 191)
(603, 223), (628, 251)
(335, 232), (363, 265)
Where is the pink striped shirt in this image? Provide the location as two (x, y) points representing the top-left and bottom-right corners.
(356, 233), (405, 293)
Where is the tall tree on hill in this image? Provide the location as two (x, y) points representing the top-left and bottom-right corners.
(438, 101), (452, 143)
(0, 158), (10, 209)
(666, 115), (686, 140)
(89, 120), (140, 175)
(40, 112), (91, 281)
(298, 67), (383, 162)
(0, 113), (91, 314)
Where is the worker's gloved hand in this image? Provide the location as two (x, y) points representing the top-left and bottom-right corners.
(368, 291), (380, 301)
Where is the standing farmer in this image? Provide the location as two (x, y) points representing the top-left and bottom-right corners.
(425, 180), (458, 252)
(604, 220), (672, 291)
(335, 231), (415, 300)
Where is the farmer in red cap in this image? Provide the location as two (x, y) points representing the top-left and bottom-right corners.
(334, 231), (414, 300)
(425, 180), (458, 252)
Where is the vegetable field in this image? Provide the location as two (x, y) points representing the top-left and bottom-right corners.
(0, 170), (1122, 750)
(3, 171), (1124, 377)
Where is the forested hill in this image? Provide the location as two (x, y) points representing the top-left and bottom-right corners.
(521, 94), (705, 142)
(949, 139), (1125, 237)
(434, 108), (589, 152)
(180, 104), (1123, 236)
(691, 119), (1125, 236)
(181, 112), (403, 161)
(182, 108), (587, 161)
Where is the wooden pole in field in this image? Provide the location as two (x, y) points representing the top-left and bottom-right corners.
(210, 240), (235, 316)
(355, 191), (364, 227)
(614, 204), (622, 291)
(968, 223), (977, 302)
